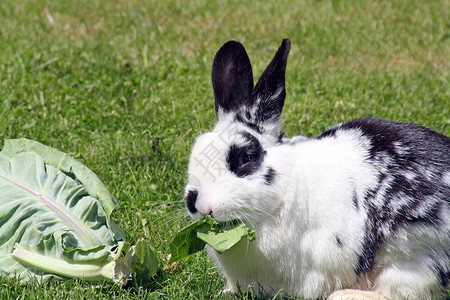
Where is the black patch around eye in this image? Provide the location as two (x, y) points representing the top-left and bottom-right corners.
(226, 132), (265, 177)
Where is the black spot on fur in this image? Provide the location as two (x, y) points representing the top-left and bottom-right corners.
(339, 117), (450, 161)
(264, 168), (276, 185)
(438, 270), (450, 287)
(316, 125), (340, 140)
(235, 114), (263, 134)
(352, 189), (359, 210)
(335, 234), (343, 248)
(433, 256), (450, 287)
(185, 190), (198, 214)
(227, 132), (265, 177)
(356, 202), (382, 275)
(347, 117), (450, 276)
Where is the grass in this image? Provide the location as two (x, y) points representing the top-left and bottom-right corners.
(0, 0), (449, 299)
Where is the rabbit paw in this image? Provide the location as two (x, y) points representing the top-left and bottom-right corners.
(328, 289), (388, 300)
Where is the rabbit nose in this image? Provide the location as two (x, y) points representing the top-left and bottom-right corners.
(185, 189), (198, 214)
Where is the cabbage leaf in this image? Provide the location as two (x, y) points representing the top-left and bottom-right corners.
(0, 138), (158, 284)
(169, 216), (255, 262)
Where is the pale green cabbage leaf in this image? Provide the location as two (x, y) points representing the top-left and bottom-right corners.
(0, 138), (158, 284)
(169, 216), (255, 262)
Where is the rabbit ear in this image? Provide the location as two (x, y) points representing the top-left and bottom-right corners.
(211, 41), (254, 118)
(251, 39), (291, 127)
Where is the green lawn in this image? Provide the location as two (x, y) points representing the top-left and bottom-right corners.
(0, 0), (448, 299)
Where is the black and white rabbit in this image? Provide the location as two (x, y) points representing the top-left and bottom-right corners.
(184, 39), (450, 299)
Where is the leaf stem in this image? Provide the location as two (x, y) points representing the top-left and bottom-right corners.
(12, 244), (115, 282)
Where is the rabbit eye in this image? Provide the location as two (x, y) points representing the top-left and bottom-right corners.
(226, 132), (266, 177)
(239, 154), (253, 168)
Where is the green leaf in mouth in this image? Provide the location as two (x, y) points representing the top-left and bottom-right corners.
(169, 216), (255, 262)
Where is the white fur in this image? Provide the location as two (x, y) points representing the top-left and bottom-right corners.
(186, 115), (449, 299)
(443, 171), (450, 186)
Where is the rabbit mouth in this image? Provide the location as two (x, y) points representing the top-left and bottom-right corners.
(217, 219), (241, 227)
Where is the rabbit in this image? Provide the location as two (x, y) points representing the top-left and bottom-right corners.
(183, 38), (450, 299)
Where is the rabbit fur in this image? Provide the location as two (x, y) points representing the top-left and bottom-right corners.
(184, 39), (450, 299)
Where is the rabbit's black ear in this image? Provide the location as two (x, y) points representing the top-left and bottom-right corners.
(251, 39), (290, 126)
(212, 41), (254, 118)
